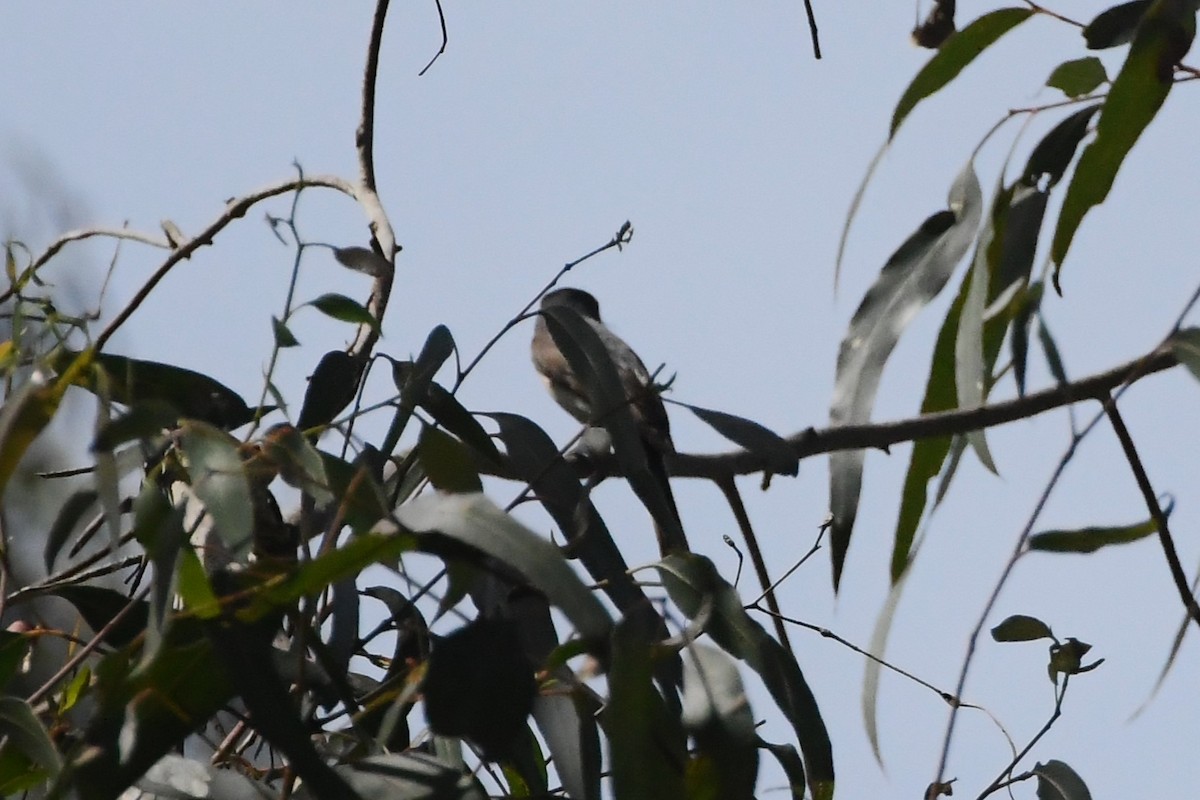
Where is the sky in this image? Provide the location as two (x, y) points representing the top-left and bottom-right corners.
(3, 2), (1199, 798)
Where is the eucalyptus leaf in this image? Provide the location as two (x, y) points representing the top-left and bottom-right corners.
(1046, 58), (1108, 97)
(308, 292), (381, 334)
(178, 420), (254, 563)
(891, 8), (1034, 138)
(1083, 1), (1152, 49)
(0, 697), (62, 777)
(392, 492), (611, 641)
(296, 350), (358, 434)
(991, 614), (1055, 642)
(1052, 1), (1195, 284)
(680, 402), (798, 476)
(1029, 505), (1168, 553)
(57, 349), (256, 430)
(658, 554), (834, 800)
(830, 161), (982, 588)
(532, 692), (601, 800)
(334, 245), (391, 277)
(272, 315), (300, 348)
(1022, 105), (1101, 190)
(1034, 759), (1093, 800)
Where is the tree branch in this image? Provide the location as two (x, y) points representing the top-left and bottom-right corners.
(94, 176), (359, 351)
(670, 346), (1177, 478)
(1104, 395), (1200, 629)
(348, 0), (397, 368)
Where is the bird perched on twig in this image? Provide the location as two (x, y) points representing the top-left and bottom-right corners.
(531, 287), (688, 555)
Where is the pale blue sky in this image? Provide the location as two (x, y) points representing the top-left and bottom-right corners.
(3, 3), (1199, 797)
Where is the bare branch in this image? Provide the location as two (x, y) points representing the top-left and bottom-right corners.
(348, 0), (398, 367)
(418, 0), (449, 76)
(803, 0), (822, 58)
(94, 175), (358, 351)
(670, 346), (1177, 478)
(715, 474), (792, 653)
(1104, 395), (1200, 629)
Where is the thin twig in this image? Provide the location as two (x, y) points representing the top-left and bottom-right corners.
(1104, 395), (1200, 629)
(418, 0), (448, 76)
(760, 606), (975, 709)
(27, 585), (151, 706)
(802, 0), (822, 59)
(453, 221), (635, 391)
(4, 227), (171, 304)
(94, 176), (358, 351)
(714, 474), (793, 654)
(976, 677), (1069, 799)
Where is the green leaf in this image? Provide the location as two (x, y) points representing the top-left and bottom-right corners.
(59, 665), (91, 714)
(381, 325), (456, 457)
(889, 176), (1039, 578)
(328, 752), (487, 800)
(0, 367), (72, 499)
(954, 182), (1007, 476)
(1052, 0), (1195, 283)
(487, 412), (647, 615)
(424, 618), (536, 760)
(758, 739), (806, 800)
(92, 400), (178, 452)
(890, 296), (963, 580)
(659, 554), (834, 800)
(831, 161), (982, 588)
(1038, 317), (1069, 385)
(178, 420), (254, 562)
(48, 585), (150, 648)
(418, 426), (482, 493)
(1169, 327), (1200, 382)
(319, 451), (390, 535)
(1046, 57), (1108, 97)
(607, 617), (688, 800)
(0, 631), (32, 688)
(0, 697), (61, 778)
(238, 528), (418, 623)
(392, 493), (611, 641)
(1034, 759), (1093, 800)
(43, 489), (98, 571)
(58, 349), (257, 430)
(296, 350), (358, 433)
(991, 614), (1055, 642)
(532, 692), (601, 800)
(333, 245), (391, 277)
(258, 423), (334, 504)
(1022, 105), (1102, 189)
(891, 8), (1035, 138)
(131, 480), (188, 650)
(308, 292), (381, 334)
(1084, 0), (1153, 49)
(421, 383), (503, 465)
(680, 402), (798, 476)
(682, 645), (759, 799)
(272, 315), (300, 348)
(1011, 283), (1043, 396)
(1029, 506), (1168, 552)
(175, 547), (222, 618)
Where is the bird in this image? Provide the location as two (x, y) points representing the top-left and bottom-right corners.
(531, 287), (689, 554)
